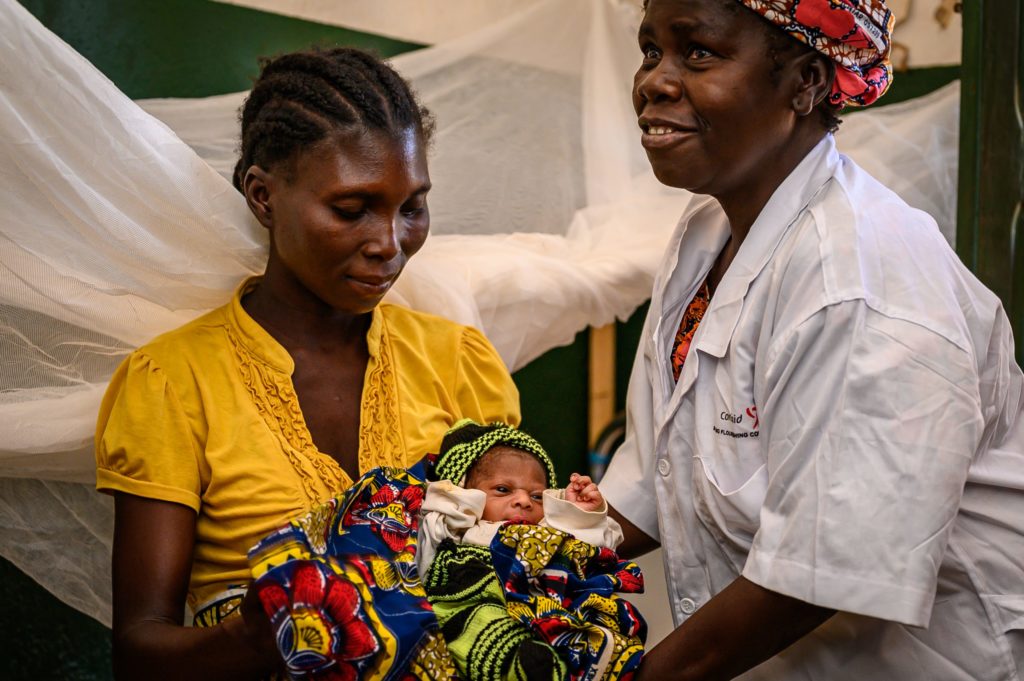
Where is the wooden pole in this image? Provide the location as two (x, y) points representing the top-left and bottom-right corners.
(588, 324), (616, 447)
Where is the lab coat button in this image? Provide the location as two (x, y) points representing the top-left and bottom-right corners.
(679, 597), (696, 614)
(657, 458), (671, 476)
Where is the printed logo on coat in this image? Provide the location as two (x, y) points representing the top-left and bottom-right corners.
(745, 405), (759, 430)
(712, 404), (759, 438)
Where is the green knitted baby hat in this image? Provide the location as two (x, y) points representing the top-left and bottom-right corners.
(435, 419), (557, 488)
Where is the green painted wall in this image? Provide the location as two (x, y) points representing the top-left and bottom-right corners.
(956, 0), (1024, 363)
(18, 0), (423, 99)
(0, 558), (112, 680)
(874, 64), (959, 106)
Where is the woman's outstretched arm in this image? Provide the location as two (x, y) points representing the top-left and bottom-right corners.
(636, 576), (834, 681)
(111, 493), (281, 680)
(609, 502), (833, 679)
(608, 503), (660, 559)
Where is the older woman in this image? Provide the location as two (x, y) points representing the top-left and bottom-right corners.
(95, 47), (520, 679)
(603, 1), (1024, 680)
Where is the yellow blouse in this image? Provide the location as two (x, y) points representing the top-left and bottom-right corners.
(95, 278), (520, 612)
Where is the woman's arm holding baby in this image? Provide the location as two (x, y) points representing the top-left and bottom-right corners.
(111, 494), (281, 680)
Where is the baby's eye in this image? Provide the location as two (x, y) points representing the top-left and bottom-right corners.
(641, 43), (661, 61)
(531, 494), (544, 502)
(494, 485), (510, 494)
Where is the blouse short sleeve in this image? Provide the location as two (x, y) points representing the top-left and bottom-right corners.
(453, 325), (522, 427)
(95, 351), (203, 512)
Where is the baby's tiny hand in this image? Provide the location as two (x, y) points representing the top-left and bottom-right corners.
(565, 472), (603, 512)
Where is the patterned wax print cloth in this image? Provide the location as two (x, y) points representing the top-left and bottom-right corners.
(670, 280), (710, 383)
(248, 460), (457, 681)
(738, 0), (894, 106)
(425, 524), (646, 681)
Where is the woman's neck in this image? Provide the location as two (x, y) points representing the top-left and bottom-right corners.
(712, 129), (826, 273)
(242, 274), (371, 353)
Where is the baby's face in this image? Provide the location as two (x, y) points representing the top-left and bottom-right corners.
(466, 446), (547, 524)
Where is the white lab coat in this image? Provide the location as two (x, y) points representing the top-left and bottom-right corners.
(602, 136), (1024, 680)
(417, 479), (624, 579)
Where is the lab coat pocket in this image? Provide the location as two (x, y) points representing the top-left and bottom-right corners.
(695, 455), (768, 539)
(989, 595), (1024, 632)
(985, 594), (1024, 675)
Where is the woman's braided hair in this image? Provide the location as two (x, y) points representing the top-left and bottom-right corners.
(232, 46), (434, 190)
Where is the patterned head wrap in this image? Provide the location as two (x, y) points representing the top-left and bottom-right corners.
(739, 0), (894, 107)
(435, 418), (558, 488)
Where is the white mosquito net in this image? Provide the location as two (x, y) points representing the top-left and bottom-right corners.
(0, 0), (960, 625)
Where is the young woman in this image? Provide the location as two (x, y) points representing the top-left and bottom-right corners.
(95, 47), (520, 679)
(602, 1), (1024, 679)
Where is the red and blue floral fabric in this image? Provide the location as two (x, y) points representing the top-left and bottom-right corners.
(738, 0), (894, 106)
(670, 280), (710, 383)
(248, 460), (647, 680)
(248, 460), (456, 680)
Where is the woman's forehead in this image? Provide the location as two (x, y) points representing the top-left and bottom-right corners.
(638, 0), (779, 72)
(286, 127), (430, 194)
(640, 0), (745, 35)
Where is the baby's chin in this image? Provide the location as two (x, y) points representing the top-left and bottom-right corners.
(484, 514), (541, 524)
(504, 515), (540, 525)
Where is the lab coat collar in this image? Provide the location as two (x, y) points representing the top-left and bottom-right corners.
(644, 195), (725, 427)
(648, 136), (840, 418)
(651, 195), (730, 320)
(692, 135), (840, 360)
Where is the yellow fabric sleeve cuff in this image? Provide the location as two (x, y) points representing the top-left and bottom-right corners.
(96, 467), (201, 512)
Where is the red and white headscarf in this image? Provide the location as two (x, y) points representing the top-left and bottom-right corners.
(739, 0), (894, 107)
